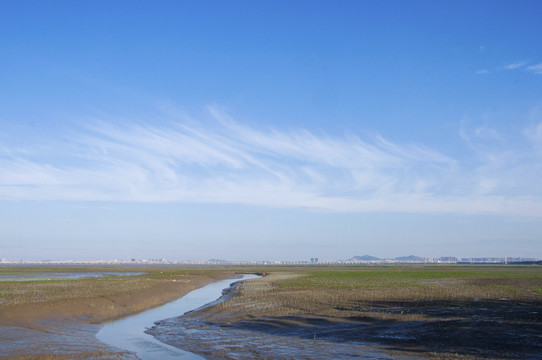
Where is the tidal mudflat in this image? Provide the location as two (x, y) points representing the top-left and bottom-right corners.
(0, 266), (235, 359)
(149, 266), (542, 359)
(2, 265), (541, 359)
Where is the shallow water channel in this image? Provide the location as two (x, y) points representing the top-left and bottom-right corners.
(0, 272), (142, 281)
(96, 274), (259, 360)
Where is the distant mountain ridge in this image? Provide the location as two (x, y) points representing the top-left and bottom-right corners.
(393, 255), (424, 261)
(349, 255), (381, 261)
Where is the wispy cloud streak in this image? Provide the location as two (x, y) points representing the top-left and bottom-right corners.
(526, 63), (542, 75)
(505, 61), (528, 70)
(1, 107), (541, 216)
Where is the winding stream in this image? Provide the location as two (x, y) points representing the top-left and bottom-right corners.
(96, 274), (258, 360)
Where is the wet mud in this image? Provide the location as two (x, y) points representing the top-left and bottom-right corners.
(148, 316), (395, 360)
(0, 320), (136, 359)
(149, 306), (542, 360)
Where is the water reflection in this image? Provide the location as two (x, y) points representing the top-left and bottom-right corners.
(96, 274), (258, 360)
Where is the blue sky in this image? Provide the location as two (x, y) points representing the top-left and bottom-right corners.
(1, 1), (542, 261)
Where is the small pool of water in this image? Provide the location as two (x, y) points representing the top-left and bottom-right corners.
(0, 272), (143, 281)
(96, 274), (258, 360)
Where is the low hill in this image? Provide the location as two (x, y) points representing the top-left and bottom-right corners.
(349, 255), (381, 261)
(393, 255), (424, 261)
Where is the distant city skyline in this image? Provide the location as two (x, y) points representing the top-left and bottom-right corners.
(1, 1), (542, 260)
(1, 254), (538, 265)
(1, 253), (540, 265)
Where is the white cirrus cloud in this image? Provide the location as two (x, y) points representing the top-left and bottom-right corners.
(1, 107), (542, 217)
(505, 61), (528, 70)
(526, 63), (542, 75)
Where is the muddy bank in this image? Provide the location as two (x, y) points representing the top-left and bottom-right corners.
(148, 273), (542, 360)
(0, 322), (137, 360)
(0, 270), (235, 359)
(175, 313), (541, 359)
(149, 315), (400, 360)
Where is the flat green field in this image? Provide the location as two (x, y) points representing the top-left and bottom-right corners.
(277, 265), (542, 305)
